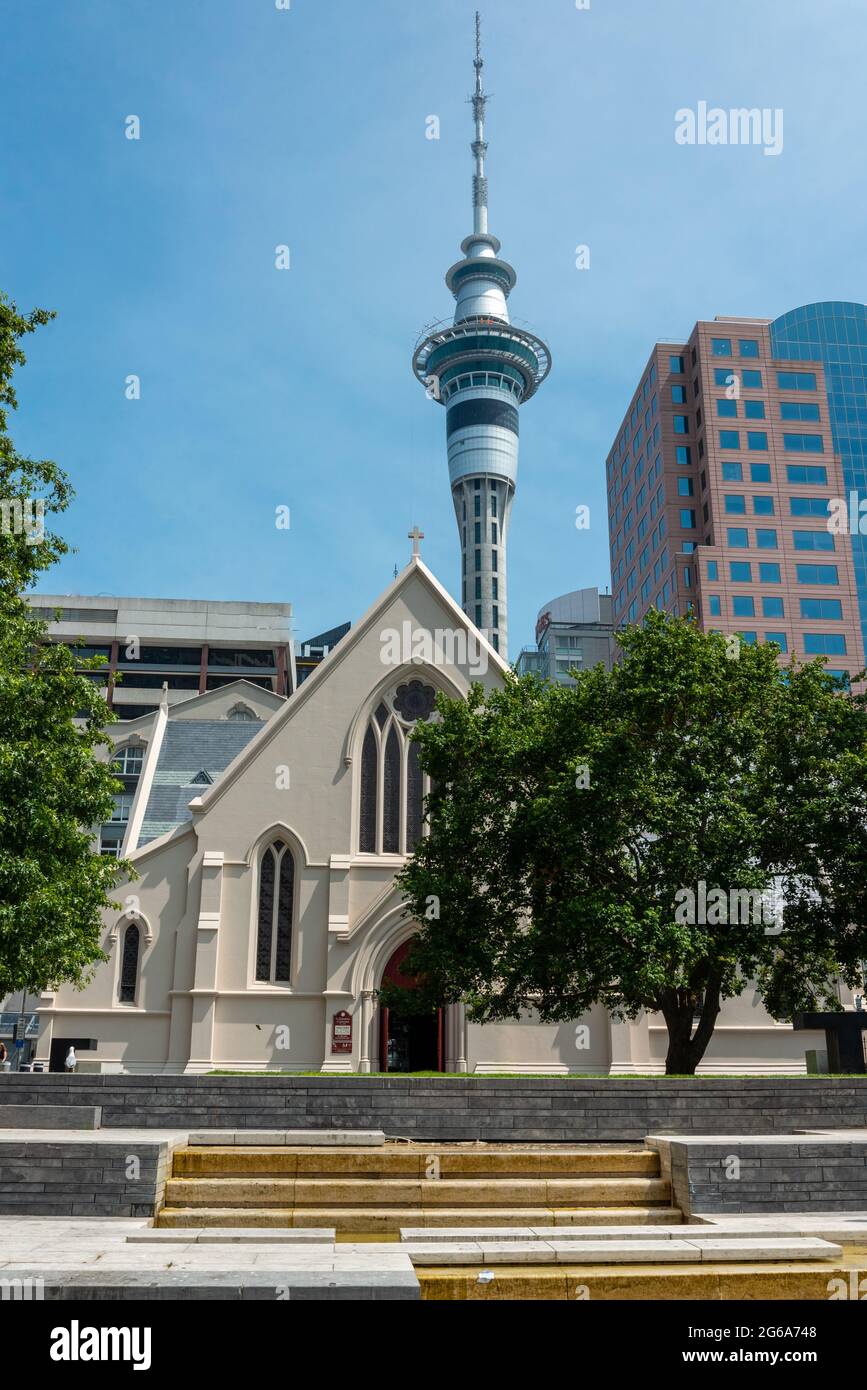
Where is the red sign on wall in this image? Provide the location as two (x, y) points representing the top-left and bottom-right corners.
(331, 1010), (353, 1054)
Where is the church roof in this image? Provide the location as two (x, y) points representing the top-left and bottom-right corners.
(138, 719), (264, 844)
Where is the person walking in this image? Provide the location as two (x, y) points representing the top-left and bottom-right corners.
(0, 1041), (8, 1070)
(64, 1046), (77, 1073)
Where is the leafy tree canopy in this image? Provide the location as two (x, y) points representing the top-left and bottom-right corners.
(392, 615), (867, 1073)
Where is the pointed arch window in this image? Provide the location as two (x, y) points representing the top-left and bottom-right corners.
(356, 687), (435, 855)
(255, 839), (295, 983)
(119, 922), (141, 1003)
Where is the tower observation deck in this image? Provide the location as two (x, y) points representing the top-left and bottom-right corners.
(412, 11), (551, 659)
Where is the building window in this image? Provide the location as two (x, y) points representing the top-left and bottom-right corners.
(680, 509), (696, 528)
(747, 431), (768, 451)
(750, 463), (771, 482)
(724, 495), (746, 514)
(759, 563), (781, 583)
(787, 464), (828, 485)
(227, 703), (256, 721)
(675, 446), (691, 466)
(753, 496), (775, 516)
(722, 462), (743, 481)
(762, 596), (784, 618)
(800, 598), (843, 621)
(784, 434), (824, 453)
(796, 563), (838, 585)
(119, 923), (141, 1004)
(719, 430), (740, 449)
(739, 339), (760, 358)
(674, 416), (690, 434)
(727, 528), (749, 548)
(677, 477), (693, 496)
(790, 497), (830, 518)
(730, 562), (752, 582)
(112, 746), (144, 777)
(358, 690), (433, 856)
(765, 632), (788, 652)
(756, 529), (778, 549)
(742, 369), (762, 388)
(255, 840), (295, 983)
(744, 400), (766, 419)
(670, 355), (685, 373)
(781, 401), (821, 422)
(803, 633), (846, 655)
(711, 338), (732, 356)
(794, 530), (835, 551)
(733, 596), (755, 618)
(707, 561), (719, 581)
(672, 385), (687, 403)
(716, 399), (738, 418)
(709, 595), (721, 616)
(777, 371), (817, 391)
(474, 494), (481, 517)
(474, 522), (481, 544)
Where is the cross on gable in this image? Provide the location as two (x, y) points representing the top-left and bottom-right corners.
(408, 525), (425, 558)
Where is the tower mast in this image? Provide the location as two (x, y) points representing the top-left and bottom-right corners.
(412, 12), (551, 660)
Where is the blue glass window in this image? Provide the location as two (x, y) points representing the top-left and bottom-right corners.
(777, 371), (817, 391)
(727, 528), (749, 548)
(680, 509), (696, 528)
(739, 339), (760, 357)
(730, 562), (752, 581)
(762, 596), (784, 617)
(707, 560), (719, 580)
(677, 477), (693, 496)
(742, 369), (763, 388)
(759, 562), (781, 583)
(790, 496), (830, 517)
(793, 530), (835, 551)
(722, 462), (743, 481)
(747, 431), (769, 450)
(800, 597), (843, 620)
(795, 563), (838, 585)
(765, 632), (788, 651)
(670, 355), (685, 373)
(676, 445), (691, 465)
(786, 464), (828, 484)
(712, 338), (732, 356)
(803, 633), (846, 655)
(738, 631), (758, 645)
(756, 529), (778, 549)
(724, 495), (746, 514)
(709, 595), (721, 616)
(784, 433), (825, 453)
(672, 385), (687, 403)
(733, 595), (755, 617)
(780, 401), (821, 422)
(716, 399), (738, 418)
(719, 430), (740, 449)
(744, 400), (766, 419)
(674, 416), (689, 434)
(750, 463), (771, 482)
(753, 496), (775, 516)
(714, 367), (736, 386)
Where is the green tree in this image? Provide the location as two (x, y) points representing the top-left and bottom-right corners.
(0, 293), (129, 999)
(393, 614), (867, 1074)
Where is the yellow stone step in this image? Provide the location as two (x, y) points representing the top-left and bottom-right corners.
(418, 1260), (852, 1301)
(162, 1175), (671, 1210)
(156, 1205), (683, 1234)
(171, 1147), (659, 1179)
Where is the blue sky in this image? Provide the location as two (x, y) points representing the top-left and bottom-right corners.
(2, 0), (866, 653)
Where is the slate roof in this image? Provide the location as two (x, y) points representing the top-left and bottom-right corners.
(138, 719), (264, 846)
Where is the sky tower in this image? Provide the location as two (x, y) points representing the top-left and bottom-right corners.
(412, 11), (551, 658)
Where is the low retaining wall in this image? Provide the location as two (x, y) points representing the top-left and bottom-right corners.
(649, 1135), (867, 1216)
(1, 1075), (866, 1143)
(0, 1137), (179, 1218)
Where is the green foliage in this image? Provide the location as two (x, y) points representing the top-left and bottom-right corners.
(395, 613), (867, 1073)
(0, 292), (131, 997)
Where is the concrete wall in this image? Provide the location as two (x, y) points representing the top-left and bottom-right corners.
(1, 1075), (865, 1142)
(0, 1136), (179, 1217)
(650, 1135), (867, 1214)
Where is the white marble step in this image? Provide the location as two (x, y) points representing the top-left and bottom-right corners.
(399, 1222), (805, 1243)
(389, 1236), (842, 1265)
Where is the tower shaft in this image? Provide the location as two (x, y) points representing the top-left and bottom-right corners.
(412, 11), (551, 660)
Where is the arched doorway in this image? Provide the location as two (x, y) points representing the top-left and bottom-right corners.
(379, 940), (444, 1073)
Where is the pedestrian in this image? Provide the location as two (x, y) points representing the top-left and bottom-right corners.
(64, 1046), (77, 1073)
(0, 1041), (7, 1068)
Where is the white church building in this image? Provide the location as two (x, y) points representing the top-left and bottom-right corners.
(34, 555), (824, 1076)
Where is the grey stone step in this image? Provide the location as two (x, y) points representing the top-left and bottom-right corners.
(390, 1235), (843, 1265)
(0, 1104), (102, 1130)
(188, 1130), (385, 1147)
(127, 1227), (336, 1243)
(398, 1222), (812, 1243)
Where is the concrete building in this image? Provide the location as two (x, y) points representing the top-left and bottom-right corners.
(30, 594), (296, 718)
(606, 316), (865, 684)
(412, 14), (551, 659)
(515, 588), (614, 682)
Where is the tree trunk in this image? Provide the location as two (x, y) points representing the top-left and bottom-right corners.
(660, 979), (722, 1075)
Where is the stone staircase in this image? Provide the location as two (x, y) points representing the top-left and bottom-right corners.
(157, 1144), (682, 1235)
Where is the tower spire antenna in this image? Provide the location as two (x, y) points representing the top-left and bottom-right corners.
(470, 9), (489, 236)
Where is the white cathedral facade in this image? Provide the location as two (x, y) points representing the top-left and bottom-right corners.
(34, 556), (825, 1076)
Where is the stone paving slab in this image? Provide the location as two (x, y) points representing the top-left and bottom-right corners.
(187, 1130), (386, 1147)
(126, 1227), (337, 1243)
